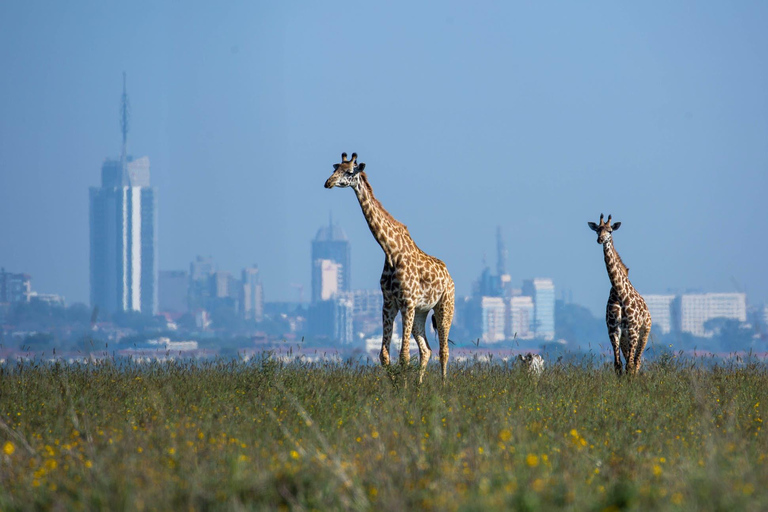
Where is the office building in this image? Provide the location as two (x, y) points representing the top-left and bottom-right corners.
(467, 296), (506, 343)
(509, 296), (535, 339)
(313, 259), (342, 302)
(334, 293), (354, 344)
(522, 278), (555, 340)
(241, 266), (264, 322)
(679, 293), (747, 337)
(0, 269), (32, 304)
(89, 76), (157, 316)
(311, 219), (350, 303)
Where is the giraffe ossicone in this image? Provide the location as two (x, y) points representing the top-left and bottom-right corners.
(588, 214), (652, 376)
(325, 152), (455, 383)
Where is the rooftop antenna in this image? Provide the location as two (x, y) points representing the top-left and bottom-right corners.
(120, 72), (130, 164)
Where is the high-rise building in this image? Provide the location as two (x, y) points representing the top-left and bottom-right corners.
(334, 293), (354, 344)
(352, 289), (384, 317)
(89, 75), (157, 316)
(190, 256), (215, 281)
(311, 218), (350, 303)
(509, 296), (535, 339)
(522, 278), (555, 340)
(158, 270), (189, 314)
(350, 289), (384, 337)
(467, 296), (506, 343)
(188, 256), (215, 311)
(644, 295), (675, 334)
(213, 271), (239, 300)
(678, 293), (747, 337)
(0, 269), (32, 304)
(241, 266), (264, 322)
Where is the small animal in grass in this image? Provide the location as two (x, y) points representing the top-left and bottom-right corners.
(518, 353), (545, 377)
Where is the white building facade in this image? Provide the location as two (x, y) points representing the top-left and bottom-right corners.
(679, 293), (747, 337)
(90, 157), (157, 315)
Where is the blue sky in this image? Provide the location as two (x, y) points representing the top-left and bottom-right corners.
(1, 1), (766, 316)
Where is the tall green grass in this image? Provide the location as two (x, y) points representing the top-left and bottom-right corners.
(0, 356), (765, 510)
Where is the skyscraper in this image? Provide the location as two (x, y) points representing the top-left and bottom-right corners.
(89, 74), (157, 316)
(311, 217), (351, 303)
(522, 278), (556, 340)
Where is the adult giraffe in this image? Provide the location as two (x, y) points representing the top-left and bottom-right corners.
(588, 214), (652, 375)
(325, 153), (455, 383)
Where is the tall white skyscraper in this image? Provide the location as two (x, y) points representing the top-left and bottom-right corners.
(89, 75), (157, 316)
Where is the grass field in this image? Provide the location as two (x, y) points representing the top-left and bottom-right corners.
(0, 354), (766, 511)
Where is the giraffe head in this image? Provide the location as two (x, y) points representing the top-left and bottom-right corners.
(324, 152), (366, 189)
(587, 214), (621, 245)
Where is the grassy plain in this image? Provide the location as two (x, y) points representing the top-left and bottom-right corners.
(0, 355), (766, 511)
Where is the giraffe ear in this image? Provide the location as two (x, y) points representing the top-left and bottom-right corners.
(611, 222), (621, 231)
(587, 222), (598, 231)
(333, 164), (340, 171)
(355, 162), (366, 173)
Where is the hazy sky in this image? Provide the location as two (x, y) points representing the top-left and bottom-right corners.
(1, 1), (766, 316)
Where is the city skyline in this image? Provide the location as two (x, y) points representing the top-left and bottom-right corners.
(1, 3), (767, 318)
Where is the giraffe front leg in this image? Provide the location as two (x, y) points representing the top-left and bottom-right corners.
(380, 299), (396, 367)
(609, 329), (623, 376)
(606, 294), (623, 375)
(399, 307), (415, 367)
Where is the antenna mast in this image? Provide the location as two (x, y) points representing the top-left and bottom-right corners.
(120, 72), (130, 163)
(496, 225), (507, 277)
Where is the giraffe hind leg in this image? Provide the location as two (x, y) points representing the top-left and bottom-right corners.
(634, 317), (652, 373)
(434, 294), (454, 384)
(412, 312), (431, 384)
(625, 328), (641, 375)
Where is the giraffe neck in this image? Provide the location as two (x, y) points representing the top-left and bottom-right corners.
(603, 239), (632, 300)
(353, 172), (414, 263)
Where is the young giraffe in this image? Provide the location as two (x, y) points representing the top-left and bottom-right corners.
(588, 214), (652, 375)
(324, 152), (455, 383)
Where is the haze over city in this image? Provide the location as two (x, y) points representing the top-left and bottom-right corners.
(1, 1), (767, 316)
